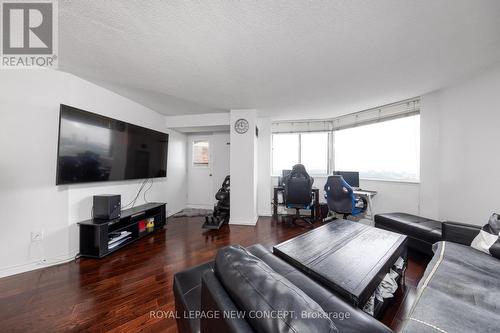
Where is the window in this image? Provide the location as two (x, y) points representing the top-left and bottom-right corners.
(192, 140), (209, 166)
(334, 115), (420, 181)
(272, 133), (299, 175)
(272, 98), (421, 182)
(300, 132), (329, 175)
(272, 132), (329, 175)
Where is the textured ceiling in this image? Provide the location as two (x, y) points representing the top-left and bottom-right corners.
(59, 0), (500, 118)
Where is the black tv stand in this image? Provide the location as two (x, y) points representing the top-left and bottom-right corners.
(78, 202), (167, 258)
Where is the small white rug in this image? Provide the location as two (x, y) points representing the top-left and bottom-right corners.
(173, 208), (213, 218)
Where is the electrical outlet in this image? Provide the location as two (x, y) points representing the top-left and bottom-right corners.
(31, 231), (43, 242)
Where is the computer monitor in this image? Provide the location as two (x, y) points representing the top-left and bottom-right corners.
(333, 171), (360, 188)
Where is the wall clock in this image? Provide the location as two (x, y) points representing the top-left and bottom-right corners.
(234, 118), (249, 134)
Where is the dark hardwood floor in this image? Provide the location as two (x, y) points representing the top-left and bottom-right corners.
(0, 216), (429, 332)
(380, 249), (429, 332)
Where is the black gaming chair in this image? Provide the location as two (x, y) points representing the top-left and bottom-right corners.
(203, 175), (230, 229)
(283, 164), (314, 226)
(324, 175), (367, 219)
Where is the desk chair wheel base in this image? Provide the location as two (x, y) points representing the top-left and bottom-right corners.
(285, 207), (314, 228)
(288, 217), (314, 228)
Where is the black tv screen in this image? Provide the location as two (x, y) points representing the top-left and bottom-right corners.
(56, 104), (168, 185)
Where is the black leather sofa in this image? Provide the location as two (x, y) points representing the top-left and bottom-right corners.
(375, 213), (442, 255)
(174, 244), (392, 333)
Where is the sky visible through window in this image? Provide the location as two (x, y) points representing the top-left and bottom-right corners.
(300, 132), (329, 175)
(335, 115), (420, 181)
(272, 133), (299, 174)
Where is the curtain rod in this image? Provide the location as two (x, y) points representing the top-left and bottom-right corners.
(272, 97), (420, 125)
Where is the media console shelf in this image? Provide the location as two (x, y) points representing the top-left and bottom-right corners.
(78, 202), (166, 258)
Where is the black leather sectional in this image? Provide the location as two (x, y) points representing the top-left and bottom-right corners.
(375, 213), (442, 255)
(174, 244), (392, 333)
(403, 222), (500, 333)
(174, 214), (499, 333)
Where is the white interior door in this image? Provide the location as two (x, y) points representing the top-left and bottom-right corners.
(187, 133), (231, 209)
(211, 133), (230, 195)
(187, 135), (214, 208)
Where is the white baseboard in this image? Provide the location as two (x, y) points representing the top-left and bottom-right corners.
(0, 252), (76, 279)
(167, 208), (184, 217)
(229, 216), (258, 226)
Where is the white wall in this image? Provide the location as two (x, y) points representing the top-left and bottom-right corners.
(229, 110), (259, 225)
(165, 112), (230, 131)
(0, 70), (187, 277)
(257, 118), (272, 216)
(418, 93), (441, 219)
(428, 64), (500, 224)
(211, 132), (231, 195)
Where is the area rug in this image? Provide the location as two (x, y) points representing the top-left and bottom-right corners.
(173, 208), (212, 218)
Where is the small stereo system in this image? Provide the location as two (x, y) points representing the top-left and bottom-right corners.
(93, 194), (121, 220)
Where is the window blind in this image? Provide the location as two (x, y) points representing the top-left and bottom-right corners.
(272, 97), (420, 133)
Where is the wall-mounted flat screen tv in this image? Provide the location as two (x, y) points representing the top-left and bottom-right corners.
(56, 104), (168, 185)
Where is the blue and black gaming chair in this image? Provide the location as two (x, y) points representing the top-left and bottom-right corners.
(283, 164), (314, 227)
(324, 175), (367, 219)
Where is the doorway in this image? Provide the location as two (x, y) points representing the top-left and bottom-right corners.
(187, 133), (230, 209)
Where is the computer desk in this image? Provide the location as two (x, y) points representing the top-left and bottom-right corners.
(353, 189), (378, 223)
(273, 186), (321, 221)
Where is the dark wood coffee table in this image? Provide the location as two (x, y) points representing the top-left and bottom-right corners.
(273, 219), (407, 311)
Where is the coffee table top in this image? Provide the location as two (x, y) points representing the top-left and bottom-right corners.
(273, 219), (407, 307)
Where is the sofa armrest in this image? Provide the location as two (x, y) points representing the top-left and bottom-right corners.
(442, 221), (481, 246)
